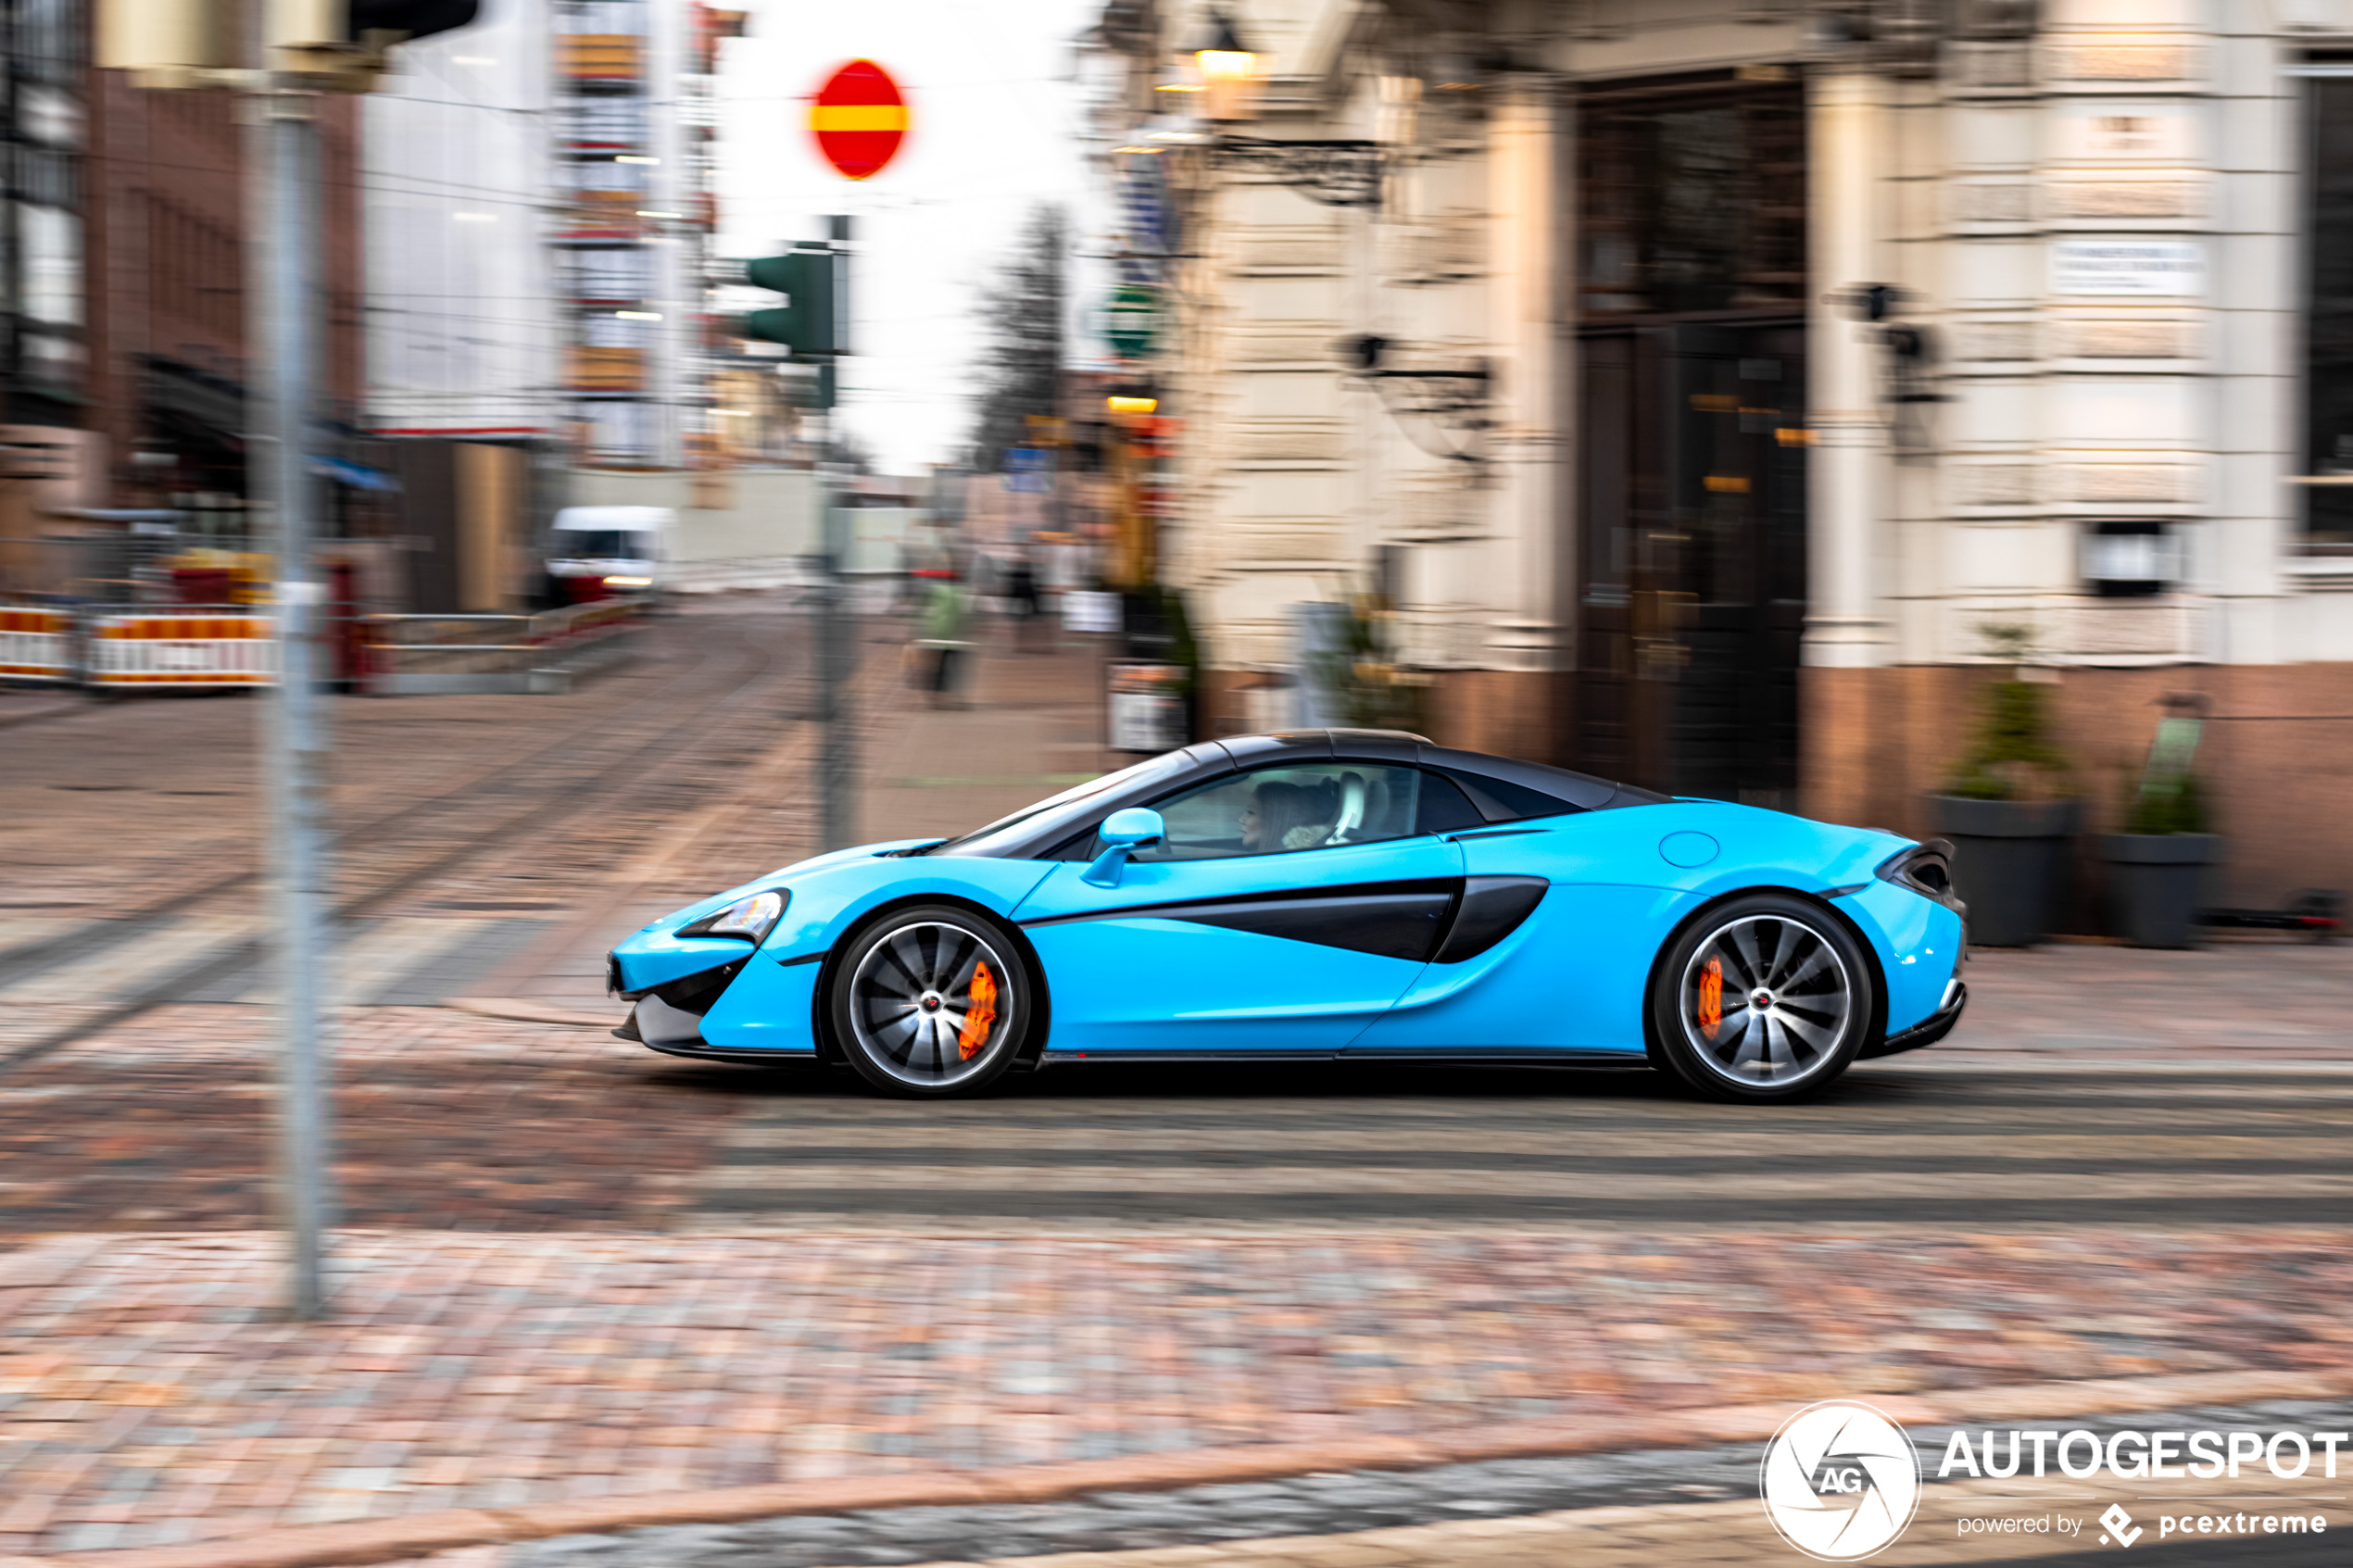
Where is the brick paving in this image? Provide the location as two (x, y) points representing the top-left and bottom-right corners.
(6, 613), (2353, 1562)
(0, 1007), (735, 1236)
(1950, 941), (2352, 1061)
(1, 1229), (2350, 1555)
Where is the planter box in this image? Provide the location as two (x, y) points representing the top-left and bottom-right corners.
(2100, 833), (2221, 949)
(1929, 796), (2083, 948)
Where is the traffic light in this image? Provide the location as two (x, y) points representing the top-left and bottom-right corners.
(98, 0), (478, 86)
(741, 248), (848, 359)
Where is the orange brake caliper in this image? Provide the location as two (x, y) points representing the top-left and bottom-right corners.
(959, 961), (999, 1060)
(1697, 954), (1723, 1040)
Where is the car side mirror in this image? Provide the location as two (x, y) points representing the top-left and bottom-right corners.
(1081, 808), (1165, 887)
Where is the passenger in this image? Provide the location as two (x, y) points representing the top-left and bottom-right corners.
(1239, 780), (1334, 853)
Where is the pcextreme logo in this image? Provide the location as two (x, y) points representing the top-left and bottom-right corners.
(1759, 1400), (1923, 1561)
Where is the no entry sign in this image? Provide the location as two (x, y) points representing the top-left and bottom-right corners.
(811, 59), (907, 181)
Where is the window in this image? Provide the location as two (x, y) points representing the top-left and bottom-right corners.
(565, 249), (650, 302)
(2308, 75), (2353, 545)
(1433, 767), (1580, 823)
(560, 100), (649, 146)
(1126, 764), (1426, 861)
(1414, 771), (1486, 834)
(1578, 83), (1806, 320)
(19, 206), (81, 327)
(927, 749), (1201, 859)
(581, 312), (652, 348)
(18, 86), (82, 149)
(553, 530), (648, 558)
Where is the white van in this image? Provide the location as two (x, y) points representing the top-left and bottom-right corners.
(547, 506), (673, 602)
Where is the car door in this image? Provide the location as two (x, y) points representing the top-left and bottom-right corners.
(1347, 807), (1694, 1058)
(1012, 761), (1464, 1056)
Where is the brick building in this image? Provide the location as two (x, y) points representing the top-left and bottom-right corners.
(83, 78), (365, 521)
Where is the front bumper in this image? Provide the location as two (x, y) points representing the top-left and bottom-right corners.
(1860, 979), (1966, 1060)
(607, 953), (746, 1053)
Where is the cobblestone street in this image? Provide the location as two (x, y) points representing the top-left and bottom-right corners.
(3, 608), (2349, 1565)
(3, 1227), (2350, 1557)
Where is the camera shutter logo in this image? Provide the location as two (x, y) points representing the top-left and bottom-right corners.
(1759, 1400), (1923, 1561)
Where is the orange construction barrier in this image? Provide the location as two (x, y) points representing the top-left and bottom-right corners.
(87, 612), (276, 688)
(0, 608), (73, 683)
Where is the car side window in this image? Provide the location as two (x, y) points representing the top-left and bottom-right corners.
(1108, 763), (1427, 861)
(1414, 771), (1487, 835)
(1432, 766), (1581, 823)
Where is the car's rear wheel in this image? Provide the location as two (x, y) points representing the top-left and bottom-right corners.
(1648, 893), (1875, 1102)
(826, 904), (1032, 1097)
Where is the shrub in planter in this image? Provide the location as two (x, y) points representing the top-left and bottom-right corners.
(2099, 715), (2221, 949)
(1927, 625), (2082, 947)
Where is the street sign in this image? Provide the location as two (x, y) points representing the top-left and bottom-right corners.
(1117, 157), (1173, 284)
(1004, 446), (1051, 494)
(1106, 282), (1162, 358)
(811, 59), (907, 181)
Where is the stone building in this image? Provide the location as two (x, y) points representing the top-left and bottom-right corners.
(1092, 0), (2353, 910)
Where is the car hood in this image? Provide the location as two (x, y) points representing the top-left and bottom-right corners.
(610, 838), (948, 995)
(654, 838), (946, 931)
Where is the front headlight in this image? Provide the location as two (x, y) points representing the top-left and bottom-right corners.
(677, 889), (786, 944)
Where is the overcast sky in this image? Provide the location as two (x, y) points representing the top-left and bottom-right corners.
(714, 0), (1118, 474)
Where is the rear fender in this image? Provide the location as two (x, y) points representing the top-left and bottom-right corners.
(1639, 885), (1892, 1061)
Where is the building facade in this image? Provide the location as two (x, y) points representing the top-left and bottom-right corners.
(362, 0), (737, 470)
(1095, 0), (2353, 912)
(550, 0), (736, 468)
(363, 1), (563, 445)
(4, 22), (363, 528)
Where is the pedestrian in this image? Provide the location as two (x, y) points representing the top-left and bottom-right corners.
(915, 565), (971, 708)
(1003, 546), (1044, 652)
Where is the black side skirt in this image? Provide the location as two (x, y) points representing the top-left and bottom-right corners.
(1860, 982), (1967, 1060)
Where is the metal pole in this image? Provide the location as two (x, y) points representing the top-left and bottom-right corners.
(817, 216), (855, 851)
(817, 463), (855, 850)
(251, 87), (333, 1319)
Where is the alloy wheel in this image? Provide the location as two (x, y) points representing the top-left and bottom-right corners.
(846, 918), (1017, 1089)
(1677, 913), (1855, 1089)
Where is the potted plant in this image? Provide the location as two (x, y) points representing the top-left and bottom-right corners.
(2099, 705), (2221, 948)
(1928, 623), (2082, 947)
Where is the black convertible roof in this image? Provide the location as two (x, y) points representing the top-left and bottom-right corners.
(933, 730), (1667, 861)
(1226, 729), (1670, 814)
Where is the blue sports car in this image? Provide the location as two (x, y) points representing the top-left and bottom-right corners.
(608, 730), (1967, 1102)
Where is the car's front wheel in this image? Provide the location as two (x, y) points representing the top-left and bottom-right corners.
(1648, 893), (1877, 1102)
(826, 904), (1033, 1097)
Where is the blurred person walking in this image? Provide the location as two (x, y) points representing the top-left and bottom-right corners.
(912, 564), (973, 708)
(1003, 545), (1047, 653)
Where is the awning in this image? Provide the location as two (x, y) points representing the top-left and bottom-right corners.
(311, 456), (401, 492)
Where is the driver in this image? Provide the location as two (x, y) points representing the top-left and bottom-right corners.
(1238, 780), (1335, 853)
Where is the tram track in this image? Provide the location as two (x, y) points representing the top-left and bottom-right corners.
(0, 607), (814, 1072)
(0, 619), (769, 983)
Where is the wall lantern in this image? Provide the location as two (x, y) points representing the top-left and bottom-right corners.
(1186, 11), (1383, 208)
(1193, 13), (1256, 124)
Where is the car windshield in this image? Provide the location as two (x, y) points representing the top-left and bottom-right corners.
(553, 531), (649, 558)
(920, 749), (1199, 858)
